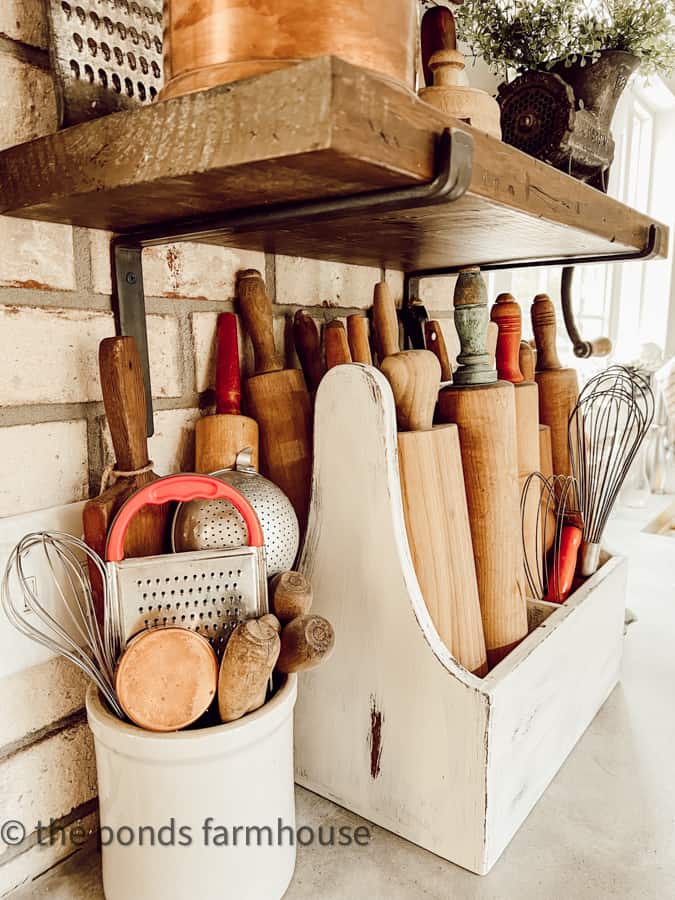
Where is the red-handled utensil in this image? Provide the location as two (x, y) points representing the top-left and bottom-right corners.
(195, 313), (259, 473)
(545, 518), (583, 604)
(105, 474), (267, 651)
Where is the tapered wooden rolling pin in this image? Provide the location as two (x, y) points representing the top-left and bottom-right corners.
(347, 315), (372, 365)
(491, 294), (541, 590)
(195, 313), (259, 473)
(531, 294), (579, 478)
(380, 327), (488, 675)
(276, 615), (336, 674)
(324, 320), (352, 369)
(270, 570), (313, 622)
(238, 270), (313, 529)
(438, 269), (527, 669)
(293, 310), (325, 393)
(218, 617), (281, 723)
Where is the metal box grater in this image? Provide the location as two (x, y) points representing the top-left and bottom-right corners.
(107, 547), (268, 654)
(105, 475), (268, 655)
(47, 0), (164, 126)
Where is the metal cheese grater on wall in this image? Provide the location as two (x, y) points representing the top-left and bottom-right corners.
(105, 475), (268, 657)
(47, 0), (164, 126)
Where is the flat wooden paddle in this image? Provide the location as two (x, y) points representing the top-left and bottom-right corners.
(83, 337), (169, 618)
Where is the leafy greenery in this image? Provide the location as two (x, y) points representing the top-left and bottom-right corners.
(423, 0), (675, 75)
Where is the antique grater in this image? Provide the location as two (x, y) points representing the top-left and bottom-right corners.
(47, 0), (164, 126)
(105, 475), (268, 656)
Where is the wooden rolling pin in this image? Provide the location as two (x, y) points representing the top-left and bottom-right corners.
(218, 617), (281, 723)
(270, 570), (313, 622)
(381, 346), (488, 676)
(491, 294), (541, 595)
(373, 281), (401, 362)
(347, 315), (372, 365)
(277, 614), (335, 674)
(83, 337), (169, 619)
(293, 310), (325, 393)
(532, 294), (579, 478)
(438, 269), (527, 669)
(195, 312), (259, 473)
(324, 320), (352, 369)
(238, 270), (313, 530)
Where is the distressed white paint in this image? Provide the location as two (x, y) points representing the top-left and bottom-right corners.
(295, 364), (626, 875)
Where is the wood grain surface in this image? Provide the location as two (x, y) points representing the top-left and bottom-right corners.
(381, 350), (441, 432)
(0, 58), (664, 270)
(398, 425), (488, 675)
(238, 270), (313, 527)
(438, 381), (528, 668)
(83, 338), (169, 614)
(324, 320), (352, 369)
(347, 315), (373, 365)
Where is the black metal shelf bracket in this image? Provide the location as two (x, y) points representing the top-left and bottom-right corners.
(111, 127), (473, 435)
(402, 223), (663, 348)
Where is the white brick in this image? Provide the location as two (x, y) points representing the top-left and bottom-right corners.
(0, 658), (89, 748)
(384, 270), (404, 306)
(0, 721), (96, 835)
(418, 275), (458, 312)
(0, 307), (182, 405)
(100, 408), (201, 477)
(192, 311), (289, 391)
(89, 231), (265, 299)
(275, 256), (379, 309)
(0, 0), (47, 48)
(0, 421), (88, 516)
(0, 218), (75, 291)
(147, 314), (183, 398)
(0, 56), (57, 152)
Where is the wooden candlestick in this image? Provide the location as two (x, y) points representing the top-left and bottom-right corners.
(531, 294), (579, 478)
(418, 7), (502, 139)
(438, 270), (527, 669)
(453, 268), (498, 386)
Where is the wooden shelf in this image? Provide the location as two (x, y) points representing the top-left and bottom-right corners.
(0, 56), (667, 271)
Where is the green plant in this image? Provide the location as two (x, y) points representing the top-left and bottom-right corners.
(441, 0), (675, 76)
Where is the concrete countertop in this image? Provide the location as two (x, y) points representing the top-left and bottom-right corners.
(9, 497), (675, 900)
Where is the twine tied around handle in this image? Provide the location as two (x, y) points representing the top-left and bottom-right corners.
(99, 461), (155, 495)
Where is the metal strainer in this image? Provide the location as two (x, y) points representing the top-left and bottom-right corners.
(171, 450), (299, 577)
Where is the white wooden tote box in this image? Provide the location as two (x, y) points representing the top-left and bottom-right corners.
(295, 364), (626, 875)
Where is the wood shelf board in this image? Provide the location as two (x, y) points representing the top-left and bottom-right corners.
(0, 56), (667, 270)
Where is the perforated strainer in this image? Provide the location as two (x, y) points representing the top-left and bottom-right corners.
(171, 450), (299, 577)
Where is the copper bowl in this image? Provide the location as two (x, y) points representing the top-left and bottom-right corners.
(161, 0), (417, 100)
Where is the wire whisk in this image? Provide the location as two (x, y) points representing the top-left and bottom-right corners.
(2, 532), (124, 718)
(569, 365), (654, 576)
(521, 473), (582, 604)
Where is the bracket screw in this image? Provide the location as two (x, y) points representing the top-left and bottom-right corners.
(126, 272), (138, 285)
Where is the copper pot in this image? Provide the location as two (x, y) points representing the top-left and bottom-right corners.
(161, 0), (417, 100)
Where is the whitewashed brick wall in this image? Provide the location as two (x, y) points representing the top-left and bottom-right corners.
(0, 18), (411, 893)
